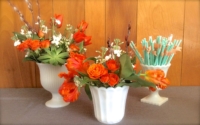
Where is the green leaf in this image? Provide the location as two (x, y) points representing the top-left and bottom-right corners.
(41, 59), (49, 63)
(85, 84), (92, 100)
(23, 57), (36, 61)
(79, 41), (84, 53)
(126, 75), (156, 88)
(38, 55), (52, 60)
(13, 32), (27, 41)
(57, 52), (69, 58)
(32, 33), (40, 40)
(56, 48), (63, 55)
(56, 58), (65, 64)
(44, 48), (51, 55)
(119, 53), (134, 78)
(84, 57), (97, 62)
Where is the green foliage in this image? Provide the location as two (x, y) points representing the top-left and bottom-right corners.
(119, 53), (134, 78)
(13, 32), (27, 41)
(85, 84), (92, 100)
(38, 46), (68, 65)
(119, 53), (155, 88)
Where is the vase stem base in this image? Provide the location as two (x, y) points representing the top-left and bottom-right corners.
(141, 96), (168, 106)
(45, 99), (70, 108)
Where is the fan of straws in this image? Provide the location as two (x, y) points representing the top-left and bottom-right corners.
(130, 34), (182, 66)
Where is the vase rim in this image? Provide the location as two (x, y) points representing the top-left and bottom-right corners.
(140, 63), (171, 67)
(89, 85), (129, 90)
(36, 62), (66, 66)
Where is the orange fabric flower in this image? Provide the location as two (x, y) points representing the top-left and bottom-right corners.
(40, 40), (50, 49)
(84, 36), (92, 46)
(106, 59), (120, 72)
(87, 64), (108, 80)
(28, 39), (40, 50)
(17, 40), (29, 51)
(66, 52), (87, 71)
(144, 69), (170, 91)
(108, 73), (119, 86)
(77, 20), (88, 32)
(38, 30), (44, 38)
(54, 14), (63, 28)
(59, 81), (80, 102)
(73, 31), (92, 46)
(59, 71), (77, 82)
(100, 74), (109, 83)
(69, 44), (79, 52)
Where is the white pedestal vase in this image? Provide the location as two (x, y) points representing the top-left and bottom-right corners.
(89, 86), (129, 124)
(37, 63), (70, 108)
(140, 64), (171, 106)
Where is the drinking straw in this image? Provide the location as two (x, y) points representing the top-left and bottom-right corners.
(145, 40), (150, 65)
(161, 41), (174, 65)
(149, 36), (154, 65)
(154, 36), (162, 65)
(130, 41), (144, 64)
(167, 40), (182, 64)
(158, 38), (167, 65)
(141, 39), (146, 64)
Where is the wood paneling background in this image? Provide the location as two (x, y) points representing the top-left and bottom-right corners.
(0, 0), (199, 88)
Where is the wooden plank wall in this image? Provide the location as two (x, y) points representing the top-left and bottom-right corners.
(0, 0), (199, 88)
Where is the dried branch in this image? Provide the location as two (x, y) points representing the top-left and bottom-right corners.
(7, 0), (33, 31)
(36, 0), (41, 27)
(24, 0), (35, 32)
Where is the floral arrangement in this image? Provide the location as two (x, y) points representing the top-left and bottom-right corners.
(8, 0), (91, 65)
(58, 35), (170, 102)
(130, 34), (182, 66)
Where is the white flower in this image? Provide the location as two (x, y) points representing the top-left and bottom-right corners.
(105, 54), (111, 60)
(114, 49), (122, 57)
(25, 51), (29, 57)
(20, 29), (24, 35)
(55, 19), (61, 25)
(52, 34), (62, 45)
(74, 76), (82, 87)
(41, 25), (48, 34)
(14, 40), (20, 46)
(25, 31), (32, 38)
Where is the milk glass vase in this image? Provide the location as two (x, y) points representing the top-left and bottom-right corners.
(140, 63), (171, 106)
(89, 86), (129, 124)
(37, 63), (70, 108)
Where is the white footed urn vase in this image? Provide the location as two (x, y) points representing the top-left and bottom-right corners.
(89, 86), (129, 124)
(37, 63), (69, 108)
(140, 64), (171, 106)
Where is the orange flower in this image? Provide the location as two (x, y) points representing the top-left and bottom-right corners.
(87, 63), (108, 80)
(28, 39), (40, 50)
(106, 59), (120, 72)
(59, 71), (77, 82)
(40, 40), (50, 49)
(144, 69), (170, 90)
(17, 40), (29, 51)
(59, 81), (80, 102)
(77, 20), (88, 32)
(54, 14), (63, 28)
(73, 31), (92, 46)
(69, 44), (79, 52)
(84, 36), (92, 46)
(66, 52), (87, 71)
(38, 30), (44, 38)
(100, 74), (109, 83)
(108, 73), (119, 86)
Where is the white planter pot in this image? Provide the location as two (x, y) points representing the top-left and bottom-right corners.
(140, 64), (171, 106)
(89, 86), (129, 124)
(37, 63), (69, 108)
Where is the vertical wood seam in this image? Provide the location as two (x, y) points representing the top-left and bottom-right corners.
(181, 0), (186, 86)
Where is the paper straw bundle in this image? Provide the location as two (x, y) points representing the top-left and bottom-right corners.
(130, 34), (182, 66)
